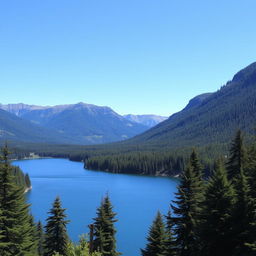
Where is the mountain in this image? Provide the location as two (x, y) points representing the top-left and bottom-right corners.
(3, 62), (256, 149)
(0, 103), (149, 145)
(122, 62), (256, 149)
(123, 114), (168, 128)
(0, 103), (47, 116)
(0, 109), (71, 144)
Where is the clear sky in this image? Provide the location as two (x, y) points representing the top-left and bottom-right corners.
(0, 0), (256, 116)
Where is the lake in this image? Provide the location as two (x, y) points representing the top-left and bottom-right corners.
(13, 158), (178, 256)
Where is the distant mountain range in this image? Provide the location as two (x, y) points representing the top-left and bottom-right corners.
(123, 62), (256, 149)
(2, 62), (255, 150)
(0, 102), (166, 145)
(0, 109), (70, 144)
(124, 114), (168, 128)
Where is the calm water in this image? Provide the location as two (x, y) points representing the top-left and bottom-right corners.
(13, 158), (178, 256)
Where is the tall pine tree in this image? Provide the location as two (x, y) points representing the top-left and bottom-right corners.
(190, 149), (202, 178)
(226, 130), (247, 180)
(0, 145), (36, 256)
(232, 169), (256, 255)
(44, 196), (69, 256)
(141, 211), (167, 256)
(199, 162), (235, 256)
(171, 163), (204, 256)
(93, 194), (119, 256)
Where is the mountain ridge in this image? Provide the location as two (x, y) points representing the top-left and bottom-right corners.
(118, 62), (256, 149)
(0, 102), (166, 145)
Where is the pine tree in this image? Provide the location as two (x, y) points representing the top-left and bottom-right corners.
(226, 130), (247, 180)
(171, 164), (204, 256)
(37, 221), (45, 256)
(29, 215), (40, 255)
(93, 194), (119, 256)
(0, 145), (36, 256)
(188, 150), (205, 233)
(247, 135), (256, 199)
(190, 149), (202, 178)
(232, 169), (256, 255)
(164, 210), (176, 256)
(246, 137), (256, 252)
(44, 196), (69, 256)
(141, 211), (167, 256)
(199, 162), (235, 256)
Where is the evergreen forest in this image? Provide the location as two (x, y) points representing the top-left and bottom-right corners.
(0, 130), (256, 255)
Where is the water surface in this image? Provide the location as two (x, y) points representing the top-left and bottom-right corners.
(13, 158), (178, 256)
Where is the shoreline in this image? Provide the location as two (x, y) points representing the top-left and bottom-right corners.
(11, 156), (53, 161)
(15, 156), (180, 179)
(24, 186), (32, 194)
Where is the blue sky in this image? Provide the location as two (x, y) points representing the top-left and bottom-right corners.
(0, 0), (255, 116)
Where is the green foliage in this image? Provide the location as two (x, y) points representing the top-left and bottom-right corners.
(0, 145), (37, 256)
(11, 165), (31, 190)
(93, 195), (119, 256)
(37, 221), (45, 256)
(86, 151), (185, 176)
(141, 211), (168, 256)
(232, 169), (255, 255)
(171, 163), (204, 256)
(65, 236), (102, 256)
(164, 211), (176, 256)
(199, 162), (235, 256)
(52, 236), (102, 256)
(226, 130), (247, 180)
(44, 197), (70, 256)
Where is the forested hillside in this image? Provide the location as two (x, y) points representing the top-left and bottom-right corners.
(83, 62), (256, 175)
(126, 62), (256, 148)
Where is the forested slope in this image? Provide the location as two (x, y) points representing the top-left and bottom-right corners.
(125, 62), (256, 148)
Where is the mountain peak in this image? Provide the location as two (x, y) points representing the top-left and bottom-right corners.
(232, 62), (256, 83)
(183, 93), (213, 111)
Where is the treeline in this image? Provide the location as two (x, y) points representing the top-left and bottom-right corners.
(82, 132), (254, 177)
(141, 130), (256, 255)
(6, 136), (227, 175)
(85, 152), (186, 176)
(7, 145), (32, 190)
(12, 165), (31, 190)
(85, 147), (219, 176)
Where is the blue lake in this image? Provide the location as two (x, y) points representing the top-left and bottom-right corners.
(13, 158), (178, 256)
